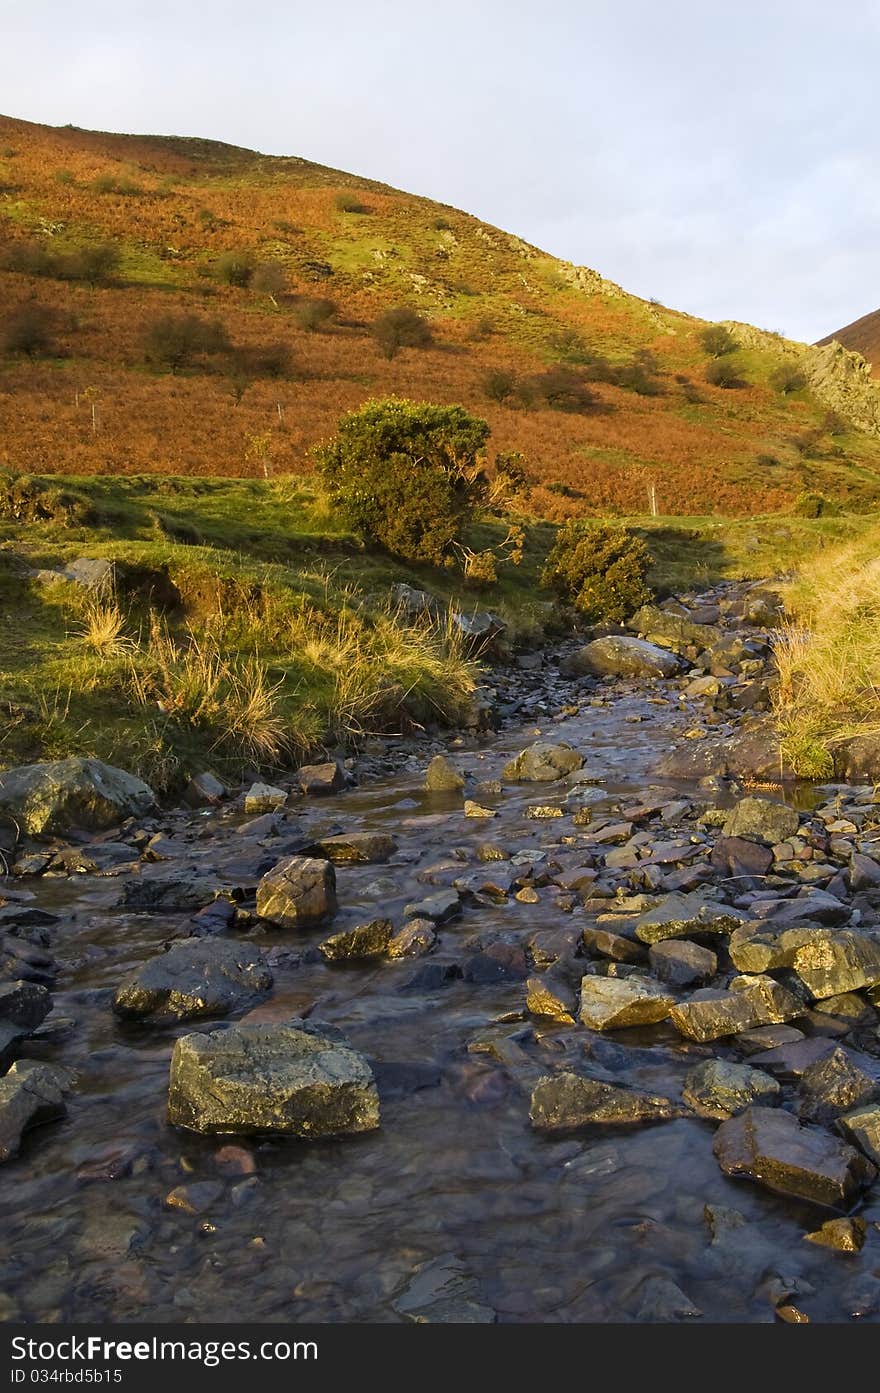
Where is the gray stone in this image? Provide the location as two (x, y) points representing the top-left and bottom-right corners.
(113, 941), (273, 1022)
(256, 855), (337, 928)
(183, 772), (226, 807)
(318, 920), (393, 962)
(649, 939), (717, 988)
(403, 888), (461, 924)
(0, 980), (51, 1030)
(682, 1059), (780, 1120)
(529, 1072), (685, 1132)
(58, 557), (115, 592)
(629, 603), (723, 650)
(722, 796), (800, 845)
(308, 832), (397, 864)
(713, 1105), (875, 1208)
(0, 1061), (69, 1162)
(167, 1021), (380, 1138)
(243, 782), (288, 815)
(669, 976), (803, 1042)
(579, 975), (675, 1030)
(387, 920), (437, 959)
(392, 1254), (495, 1324)
(634, 892), (745, 944)
(838, 1103), (880, 1166)
(298, 762), (345, 795)
(797, 1047), (877, 1125)
(0, 757), (156, 835)
(425, 755), (465, 792)
(501, 741), (584, 782)
(571, 635), (682, 679)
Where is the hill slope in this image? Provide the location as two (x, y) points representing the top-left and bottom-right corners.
(819, 308), (880, 379)
(3, 114), (880, 515)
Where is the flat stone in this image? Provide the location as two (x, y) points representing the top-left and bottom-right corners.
(256, 855), (337, 928)
(0, 757), (156, 835)
(318, 920), (393, 962)
(0, 1061), (68, 1162)
(649, 939), (717, 988)
(711, 836), (774, 878)
(501, 741), (584, 782)
(464, 800), (497, 818)
(308, 832), (397, 864)
(804, 1217), (866, 1252)
(392, 1254), (495, 1324)
(582, 927), (647, 964)
(244, 782), (288, 815)
(634, 892), (745, 944)
(167, 1021), (379, 1138)
(682, 1059), (780, 1120)
(113, 941), (273, 1022)
(722, 797), (800, 845)
(735, 1025), (805, 1055)
(670, 976), (803, 1042)
(787, 929), (880, 999)
(529, 1072), (685, 1132)
(403, 889), (461, 924)
(579, 975), (675, 1030)
(713, 1105), (875, 1208)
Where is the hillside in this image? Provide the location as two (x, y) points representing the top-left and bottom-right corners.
(3, 113), (880, 515)
(819, 307), (880, 379)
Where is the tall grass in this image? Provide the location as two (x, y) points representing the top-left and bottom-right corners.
(773, 532), (880, 777)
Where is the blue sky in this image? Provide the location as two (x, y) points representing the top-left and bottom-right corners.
(4, 0), (879, 342)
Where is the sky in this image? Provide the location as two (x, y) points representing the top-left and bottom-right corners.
(3, 0), (879, 343)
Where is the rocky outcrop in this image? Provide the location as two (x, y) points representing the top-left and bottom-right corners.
(167, 1021), (379, 1138)
(0, 757), (156, 835)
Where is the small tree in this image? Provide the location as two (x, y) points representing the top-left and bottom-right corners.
(372, 306), (433, 359)
(143, 313), (230, 372)
(214, 250), (254, 287)
(769, 363), (807, 394)
(700, 324), (738, 357)
(522, 365), (599, 414)
(293, 296), (337, 332)
(482, 368), (518, 405)
(251, 261), (287, 306)
(705, 357), (746, 389)
(335, 192), (368, 213)
(315, 399), (490, 564)
(541, 522), (652, 623)
(2, 302), (58, 357)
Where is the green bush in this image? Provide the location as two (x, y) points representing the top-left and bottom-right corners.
(143, 313), (230, 372)
(482, 368), (518, 404)
(520, 365), (599, 414)
(2, 302), (59, 357)
(315, 398), (490, 564)
(705, 357), (746, 389)
(540, 522), (653, 622)
(335, 192), (369, 213)
(3, 238), (119, 285)
(792, 489), (837, 518)
(699, 325), (738, 357)
(372, 306), (432, 359)
(769, 363), (807, 394)
(213, 250), (254, 287)
(293, 296), (337, 332)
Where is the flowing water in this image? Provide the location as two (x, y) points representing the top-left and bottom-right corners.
(2, 689), (878, 1324)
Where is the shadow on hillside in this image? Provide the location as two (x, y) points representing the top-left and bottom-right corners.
(640, 526), (730, 593)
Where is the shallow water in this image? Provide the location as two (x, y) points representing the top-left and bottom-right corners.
(2, 690), (877, 1324)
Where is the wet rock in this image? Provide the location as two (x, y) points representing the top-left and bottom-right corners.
(682, 1059), (780, 1120)
(525, 804), (564, 820)
(649, 939), (717, 988)
(0, 979), (51, 1030)
(582, 927), (647, 964)
(387, 920), (437, 958)
(722, 796), (799, 845)
(838, 1103), (880, 1166)
(670, 976), (803, 1042)
(464, 800), (497, 818)
(629, 602), (722, 650)
(711, 836), (774, 879)
(526, 974), (576, 1024)
(392, 1253), (495, 1323)
(243, 782), (288, 815)
(167, 1020), (379, 1138)
(165, 1180), (224, 1214)
(787, 928), (880, 999)
(579, 975), (675, 1030)
(529, 1072), (684, 1132)
(463, 943), (528, 983)
(570, 636), (682, 679)
(122, 876), (231, 914)
(634, 1275), (703, 1322)
(425, 755), (465, 792)
(735, 1024), (805, 1055)
(804, 1217), (866, 1252)
(633, 892), (745, 944)
(797, 1047), (877, 1125)
(0, 757), (156, 835)
(256, 855), (337, 929)
(113, 941), (273, 1022)
(309, 832), (397, 864)
(501, 741), (584, 782)
(184, 772), (226, 807)
(713, 1105), (875, 1208)
(403, 888), (461, 924)
(758, 889), (850, 928)
(318, 919), (393, 962)
(0, 1061), (69, 1162)
(213, 1143), (257, 1176)
(297, 761), (345, 796)
(748, 1036), (839, 1079)
(849, 852), (880, 892)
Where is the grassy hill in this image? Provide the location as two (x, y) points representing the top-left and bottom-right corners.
(819, 307), (880, 379)
(4, 113), (880, 516)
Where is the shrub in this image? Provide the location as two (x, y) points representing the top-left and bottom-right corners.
(791, 489), (837, 518)
(770, 363), (807, 394)
(89, 174), (144, 196)
(3, 238), (119, 284)
(143, 313), (230, 372)
(227, 341), (292, 398)
(315, 398), (490, 565)
(213, 250), (254, 287)
(521, 365), (600, 414)
(293, 296), (337, 332)
(699, 325), (738, 357)
(616, 348), (664, 396)
(705, 358), (746, 389)
(2, 302), (58, 357)
(540, 522), (653, 623)
(372, 306), (432, 359)
(482, 368), (518, 404)
(335, 192), (369, 213)
(251, 261), (287, 304)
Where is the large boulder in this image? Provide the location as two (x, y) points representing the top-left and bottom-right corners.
(569, 636), (682, 679)
(722, 796), (799, 845)
(0, 757), (156, 835)
(113, 941), (273, 1023)
(628, 603), (722, 650)
(501, 742), (584, 782)
(0, 1061), (69, 1163)
(796, 1047), (877, 1125)
(256, 855), (337, 928)
(529, 1072), (684, 1132)
(167, 1020), (379, 1138)
(713, 1105), (875, 1208)
(0, 980), (52, 1069)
